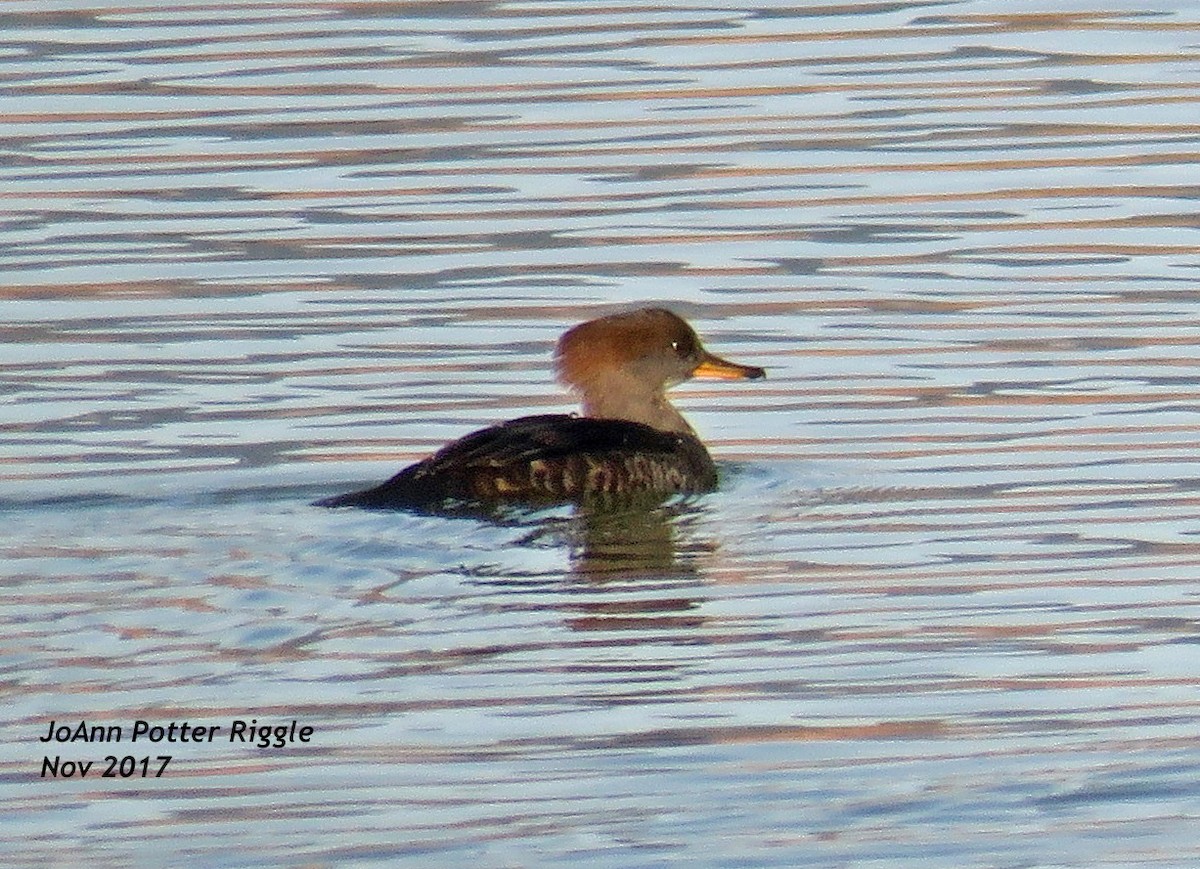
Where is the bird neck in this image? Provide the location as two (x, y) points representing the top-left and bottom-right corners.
(576, 369), (695, 435)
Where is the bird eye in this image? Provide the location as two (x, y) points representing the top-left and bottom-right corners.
(670, 338), (694, 358)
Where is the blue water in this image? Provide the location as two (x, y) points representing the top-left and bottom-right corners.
(3, 1), (1199, 866)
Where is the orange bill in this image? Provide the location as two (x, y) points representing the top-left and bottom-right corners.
(692, 352), (765, 381)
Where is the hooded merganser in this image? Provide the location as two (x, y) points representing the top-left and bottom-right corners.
(317, 307), (764, 510)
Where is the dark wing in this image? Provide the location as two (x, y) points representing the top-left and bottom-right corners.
(316, 414), (716, 510)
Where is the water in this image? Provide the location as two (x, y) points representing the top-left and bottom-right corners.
(3, 1), (1200, 866)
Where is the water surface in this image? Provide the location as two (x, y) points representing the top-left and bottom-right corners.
(3, 2), (1200, 866)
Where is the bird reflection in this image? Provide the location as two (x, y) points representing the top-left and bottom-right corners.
(515, 497), (714, 632)
(559, 499), (708, 579)
(339, 492), (718, 633)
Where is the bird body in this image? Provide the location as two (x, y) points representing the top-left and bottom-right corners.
(317, 414), (715, 509)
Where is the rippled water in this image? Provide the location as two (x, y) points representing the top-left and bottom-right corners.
(4, 1), (1200, 866)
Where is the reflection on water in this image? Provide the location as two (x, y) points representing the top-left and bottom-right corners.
(3, 1), (1200, 866)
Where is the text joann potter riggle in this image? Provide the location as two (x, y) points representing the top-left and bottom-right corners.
(37, 718), (314, 779)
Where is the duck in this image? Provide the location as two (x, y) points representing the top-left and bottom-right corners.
(316, 307), (764, 510)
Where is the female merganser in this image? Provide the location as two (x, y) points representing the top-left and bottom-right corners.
(317, 307), (764, 510)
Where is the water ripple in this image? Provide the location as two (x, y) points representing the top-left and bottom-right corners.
(3, 1), (1199, 866)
